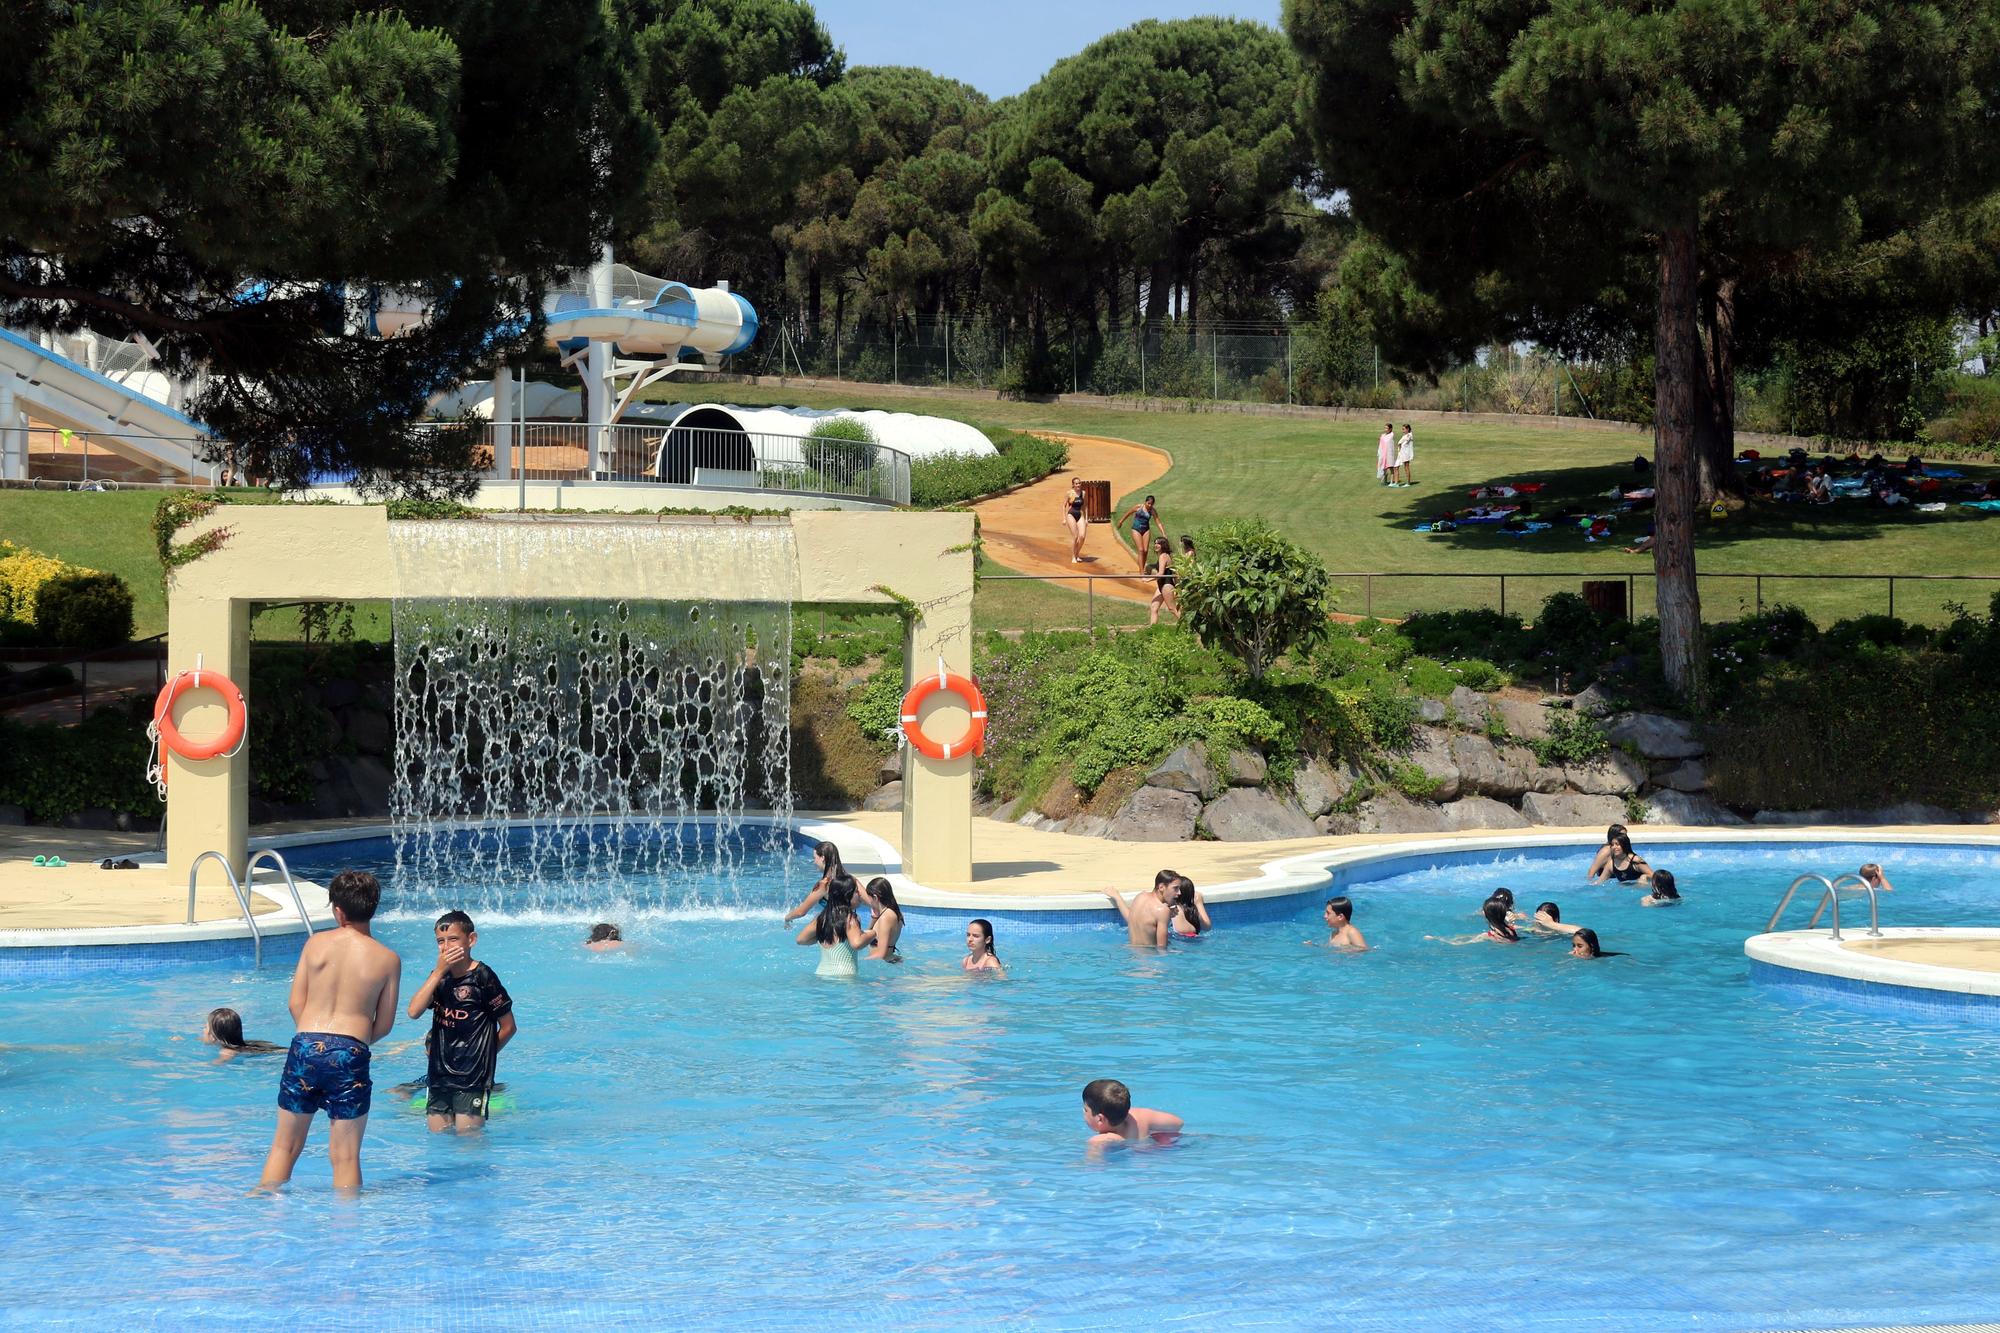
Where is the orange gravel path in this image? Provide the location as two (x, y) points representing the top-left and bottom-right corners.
(973, 431), (1173, 604)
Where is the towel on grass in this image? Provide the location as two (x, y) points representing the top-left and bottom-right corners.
(1962, 499), (2000, 513)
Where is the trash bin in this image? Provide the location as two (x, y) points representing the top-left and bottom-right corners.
(1083, 479), (1113, 523)
(1582, 579), (1627, 620)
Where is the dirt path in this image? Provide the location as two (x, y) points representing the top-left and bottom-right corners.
(973, 431), (1173, 604)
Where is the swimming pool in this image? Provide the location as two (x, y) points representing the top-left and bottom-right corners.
(5, 834), (2000, 1329)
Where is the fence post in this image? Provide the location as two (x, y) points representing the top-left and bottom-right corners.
(1287, 334), (1294, 405)
(1755, 575), (1762, 614)
(1888, 576), (1895, 620)
(1140, 333), (1146, 397)
(1499, 574), (1507, 618)
(1365, 575), (1374, 620)
(893, 329), (899, 385)
(945, 320), (951, 385)
(1212, 333), (1218, 399)
(1088, 579), (1095, 633)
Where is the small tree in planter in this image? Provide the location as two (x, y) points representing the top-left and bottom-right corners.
(803, 417), (879, 493)
(1176, 519), (1331, 680)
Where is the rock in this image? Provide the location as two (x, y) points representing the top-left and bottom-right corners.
(1417, 698), (1448, 724)
(970, 793), (997, 817)
(988, 797), (1023, 822)
(1355, 792), (1455, 835)
(876, 752), (904, 786)
(1448, 685), (1491, 728)
(1492, 695), (1552, 742)
(1144, 744), (1220, 799)
(338, 706), (394, 756)
(1520, 791), (1629, 827)
(318, 677), (363, 710)
(1751, 802), (1966, 827)
(1438, 795), (1531, 831)
(1105, 786), (1200, 842)
(59, 806), (121, 830)
(1317, 811), (1362, 836)
(1222, 748), (1268, 786)
(1291, 757), (1356, 818)
(1569, 683), (1620, 717)
(1201, 787), (1318, 841)
(1404, 727), (1462, 802)
(1450, 734), (1563, 800)
(861, 780), (903, 812)
(1643, 790), (1746, 826)
(0, 803), (25, 826)
(1066, 814), (1110, 839)
(1602, 712), (1704, 760)
(1565, 749), (1647, 796)
(1649, 758), (1710, 793)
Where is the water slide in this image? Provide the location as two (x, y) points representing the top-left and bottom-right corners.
(0, 327), (207, 481)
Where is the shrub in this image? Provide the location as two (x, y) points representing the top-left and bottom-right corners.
(804, 416), (878, 481)
(845, 664), (905, 749)
(1403, 656), (1457, 698)
(34, 571), (135, 649)
(1530, 708), (1611, 768)
(0, 704), (157, 822)
(1388, 760), (1444, 800)
(1401, 609), (1530, 665)
(0, 542), (69, 626)
(1185, 695), (1284, 755)
(1447, 658), (1508, 691)
(908, 430), (1068, 507)
(1177, 519), (1332, 680)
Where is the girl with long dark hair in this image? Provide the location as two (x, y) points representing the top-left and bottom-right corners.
(963, 919), (1003, 974)
(795, 874), (867, 978)
(783, 841), (847, 924)
(858, 877), (906, 963)
(203, 1007), (282, 1061)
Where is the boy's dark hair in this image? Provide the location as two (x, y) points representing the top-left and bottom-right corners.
(588, 923), (621, 942)
(1083, 1078), (1132, 1125)
(435, 909), (475, 934)
(1326, 896), (1353, 921)
(327, 870), (381, 923)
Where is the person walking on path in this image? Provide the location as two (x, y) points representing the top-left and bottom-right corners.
(1376, 422), (1396, 486)
(1146, 537), (1180, 626)
(1118, 494), (1167, 570)
(1062, 476), (1090, 563)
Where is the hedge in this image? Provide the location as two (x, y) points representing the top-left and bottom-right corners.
(909, 430), (1068, 508)
(0, 541), (137, 648)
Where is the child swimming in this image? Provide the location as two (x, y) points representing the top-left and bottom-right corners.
(1429, 898), (1519, 944)
(963, 918), (1004, 974)
(1587, 824), (1629, 881)
(1570, 928), (1624, 959)
(782, 841), (848, 924)
(1531, 902), (1582, 936)
(1310, 896), (1367, 950)
(202, 1007), (282, 1062)
(1639, 870), (1680, 907)
(1082, 1078), (1183, 1151)
(584, 924), (624, 950)
(857, 877), (905, 963)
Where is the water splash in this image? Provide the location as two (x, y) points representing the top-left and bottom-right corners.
(386, 522), (798, 905)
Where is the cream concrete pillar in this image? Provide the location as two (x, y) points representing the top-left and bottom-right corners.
(164, 594), (252, 880)
(900, 601), (976, 885)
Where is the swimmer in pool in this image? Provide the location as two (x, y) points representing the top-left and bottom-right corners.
(1586, 824), (1629, 882)
(1570, 928), (1624, 959)
(1103, 879), (1172, 949)
(1530, 902), (1583, 936)
(1487, 888), (1525, 922)
(1639, 870), (1681, 907)
(202, 1007), (283, 1062)
(857, 877), (905, 963)
(1168, 877), (1208, 938)
(1858, 862), (1894, 894)
(1309, 896), (1367, 950)
(1429, 898), (1519, 944)
(584, 923), (624, 951)
(1082, 1078), (1183, 1152)
(962, 918), (1004, 974)
(782, 841), (847, 924)
(1602, 833), (1653, 885)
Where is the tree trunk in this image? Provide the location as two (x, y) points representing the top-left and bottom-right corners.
(1653, 223), (1707, 706)
(1694, 275), (1742, 502)
(807, 266), (822, 333)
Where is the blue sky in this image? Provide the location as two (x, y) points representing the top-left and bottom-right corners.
(811, 1), (1285, 98)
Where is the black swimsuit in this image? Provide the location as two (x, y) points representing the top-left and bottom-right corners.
(1068, 494), (1085, 520)
(1610, 857), (1645, 883)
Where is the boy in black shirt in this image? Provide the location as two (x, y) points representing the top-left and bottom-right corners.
(406, 910), (515, 1133)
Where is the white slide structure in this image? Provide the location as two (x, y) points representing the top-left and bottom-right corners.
(0, 326), (207, 481)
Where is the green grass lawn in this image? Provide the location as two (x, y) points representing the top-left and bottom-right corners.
(663, 381), (2000, 625)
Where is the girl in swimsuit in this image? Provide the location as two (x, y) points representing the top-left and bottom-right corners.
(858, 876), (905, 962)
(1147, 537), (1180, 626)
(1169, 880), (1207, 939)
(782, 840), (845, 924)
(202, 1008), (283, 1062)
(1605, 833), (1653, 885)
(1586, 824), (1628, 882)
(963, 918), (1004, 974)
(1062, 478), (1089, 563)
(1570, 927), (1625, 959)
(1120, 495), (1163, 570)
(1530, 901), (1582, 936)
(797, 875), (867, 977)
(1639, 869), (1680, 906)
(1427, 898), (1520, 944)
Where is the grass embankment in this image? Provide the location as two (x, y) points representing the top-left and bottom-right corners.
(667, 382), (2000, 626)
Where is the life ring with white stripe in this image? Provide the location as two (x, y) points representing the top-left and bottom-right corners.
(146, 667), (248, 797)
(899, 666), (987, 761)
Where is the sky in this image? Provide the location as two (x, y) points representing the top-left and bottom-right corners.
(809, 1), (1285, 99)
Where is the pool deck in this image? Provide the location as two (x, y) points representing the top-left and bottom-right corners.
(4, 815), (1996, 933)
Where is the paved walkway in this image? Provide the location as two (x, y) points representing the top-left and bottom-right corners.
(973, 431), (1172, 604)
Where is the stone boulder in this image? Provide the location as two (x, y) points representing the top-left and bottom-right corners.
(1291, 757), (1356, 818)
(1602, 712), (1705, 760)
(1751, 802), (1967, 827)
(1105, 786), (1200, 842)
(1642, 790), (1745, 826)
(1222, 748), (1268, 786)
(876, 752), (905, 787)
(1417, 698), (1448, 724)
(1145, 744), (1219, 799)
(861, 780), (903, 813)
(988, 797), (1024, 823)
(1448, 685), (1491, 728)
(1355, 791), (1455, 835)
(1565, 749), (1647, 796)
(1569, 683), (1621, 717)
(1201, 788), (1319, 841)
(1649, 758), (1709, 793)
(1438, 795), (1532, 831)
(1450, 734), (1562, 801)
(1066, 814), (1110, 839)
(1491, 695), (1553, 742)
(1403, 727), (1462, 802)
(1520, 791), (1628, 827)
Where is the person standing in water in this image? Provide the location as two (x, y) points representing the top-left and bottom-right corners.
(798, 875), (868, 977)
(782, 841), (847, 924)
(257, 870), (401, 1194)
(407, 910), (516, 1134)
(858, 877), (906, 963)
(963, 918), (1004, 973)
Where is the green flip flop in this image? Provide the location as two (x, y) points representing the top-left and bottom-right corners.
(32, 855), (46, 866)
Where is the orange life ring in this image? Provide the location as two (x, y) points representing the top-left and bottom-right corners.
(153, 669), (248, 762)
(900, 667), (987, 761)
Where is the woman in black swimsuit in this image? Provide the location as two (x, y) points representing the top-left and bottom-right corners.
(1062, 477), (1089, 563)
(1605, 832), (1653, 885)
(1147, 536), (1179, 625)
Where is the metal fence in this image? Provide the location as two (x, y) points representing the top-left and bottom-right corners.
(478, 423), (911, 504)
(2, 423), (222, 486)
(975, 570), (2000, 633)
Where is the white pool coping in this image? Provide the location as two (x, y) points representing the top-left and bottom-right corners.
(0, 863), (329, 950)
(1746, 927), (2000, 998)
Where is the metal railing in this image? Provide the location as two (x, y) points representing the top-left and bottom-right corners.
(1767, 871), (1882, 942)
(187, 849), (264, 968)
(476, 422), (911, 504)
(244, 849), (317, 935)
(1, 424), (223, 487)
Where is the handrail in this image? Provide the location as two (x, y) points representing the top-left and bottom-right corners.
(1767, 873), (1839, 936)
(244, 848), (316, 934)
(1807, 873), (1882, 938)
(187, 849), (263, 968)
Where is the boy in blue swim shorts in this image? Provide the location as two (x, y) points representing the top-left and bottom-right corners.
(257, 870), (402, 1193)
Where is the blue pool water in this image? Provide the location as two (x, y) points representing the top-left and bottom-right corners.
(5, 835), (2000, 1330)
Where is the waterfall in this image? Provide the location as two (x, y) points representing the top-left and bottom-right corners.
(386, 521), (797, 904)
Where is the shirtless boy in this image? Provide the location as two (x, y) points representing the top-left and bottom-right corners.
(1082, 1078), (1184, 1150)
(1101, 879), (1171, 948)
(257, 870), (402, 1193)
(1316, 896), (1368, 950)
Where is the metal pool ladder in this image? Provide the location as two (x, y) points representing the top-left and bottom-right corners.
(1765, 872), (1883, 942)
(184, 848), (317, 969)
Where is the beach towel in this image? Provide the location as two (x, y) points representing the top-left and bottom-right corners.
(1455, 505), (1521, 524)
(1496, 522), (1553, 536)
(1962, 499), (2000, 513)
(1924, 468), (1964, 479)
(1916, 502), (1947, 513)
